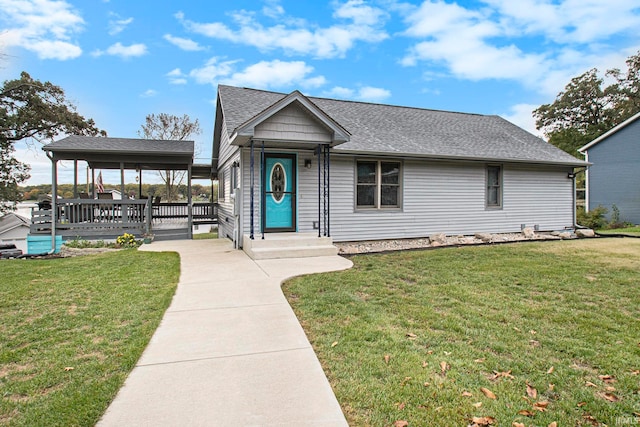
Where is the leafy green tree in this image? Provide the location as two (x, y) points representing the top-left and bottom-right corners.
(1, 71), (105, 213)
(534, 51), (640, 158)
(138, 113), (201, 202)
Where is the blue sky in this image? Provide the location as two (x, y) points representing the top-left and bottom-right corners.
(1, 0), (639, 185)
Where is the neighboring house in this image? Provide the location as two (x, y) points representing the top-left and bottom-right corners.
(0, 212), (30, 253)
(213, 85), (586, 250)
(579, 112), (640, 225)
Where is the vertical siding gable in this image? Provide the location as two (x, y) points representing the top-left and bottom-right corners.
(587, 119), (640, 223)
(254, 103), (333, 143)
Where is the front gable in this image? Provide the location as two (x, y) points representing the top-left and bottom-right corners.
(230, 90), (350, 147)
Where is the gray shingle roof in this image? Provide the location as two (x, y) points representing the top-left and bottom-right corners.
(0, 213), (29, 235)
(218, 85), (585, 166)
(44, 135), (194, 155)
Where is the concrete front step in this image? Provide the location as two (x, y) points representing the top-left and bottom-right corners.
(243, 233), (338, 260)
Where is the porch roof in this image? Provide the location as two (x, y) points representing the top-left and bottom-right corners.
(43, 135), (197, 171)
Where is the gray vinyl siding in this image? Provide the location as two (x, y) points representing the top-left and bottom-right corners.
(237, 151), (574, 243)
(586, 120), (640, 224)
(216, 117), (241, 241)
(328, 158), (573, 241)
(254, 103), (332, 143)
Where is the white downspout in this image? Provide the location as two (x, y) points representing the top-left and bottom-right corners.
(584, 151), (590, 212)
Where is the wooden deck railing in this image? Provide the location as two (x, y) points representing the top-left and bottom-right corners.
(30, 200), (218, 238)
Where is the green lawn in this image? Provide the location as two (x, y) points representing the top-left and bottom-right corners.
(597, 226), (640, 237)
(193, 230), (218, 240)
(0, 250), (179, 427)
(283, 239), (640, 427)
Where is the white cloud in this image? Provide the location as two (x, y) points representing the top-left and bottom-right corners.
(140, 89), (157, 98)
(500, 103), (541, 136)
(357, 86), (391, 102)
(176, 1), (388, 58)
(0, 0), (84, 60)
(92, 42), (147, 58)
(262, 0), (285, 18)
(163, 34), (205, 51)
(323, 85), (391, 102)
(166, 68), (188, 85)
(187, 58), (326, 90)
(108, 14), (133, 36)
(222, 60), (325, 90)
(399, 0), (640, 97)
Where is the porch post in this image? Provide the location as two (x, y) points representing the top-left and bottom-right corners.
(50, 155), (58, 252)
(326, 145), (331, 237)
(120, 162), (125, 199)
(250, 141), (255, 240)
(317, 145), (321, 238)
(91, 168), (95, 198)
(73, 159), (78, 198)
(260, 141), (265, 240)
(187, 164), (193, 239)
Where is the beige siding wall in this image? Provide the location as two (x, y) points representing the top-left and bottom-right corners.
(217, 116), (241, 241)
(254, 104), (332, 143)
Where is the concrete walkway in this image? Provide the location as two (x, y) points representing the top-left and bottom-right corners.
(97, 239), (352, 427)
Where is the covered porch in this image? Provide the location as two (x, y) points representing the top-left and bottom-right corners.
(35, 136), (216, 244)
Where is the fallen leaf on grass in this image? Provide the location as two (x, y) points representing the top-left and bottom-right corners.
(548, 383), (555, 391)
(630, 369), (639, 375)
(470, 416), (495, 425)
(547, 366), (554, 374)
(526, 383), (537, 399)
(533, 401), (549, 411)
(400, 377), (411, 387)
(491, 370), (514, 381)
(394, 421), (408, 427)
(395, 402), (406, 410)
(605, 386), (616, 392)
(577, 402), (587, 407)
(472, 402), (483, 408)
(474, 358), (486, 363)
(440, 361), (449, 373)
(64, 367), (74, 371)
(517, 409), (535, 417)
(423, 382), (430, 387)
(529, 340), (540, 347)
(462, 391), (473, 397)
(422, 361), (428, 368)
(480, 387), (497, 399)
(512, 423), (525, 427)
(384, 354), (391, 364)
(585, 381), (598, 387)
(530, 330), (537, 335)
(331, 341), (338, 347)
(406, 332), (417, 339)
(599, 392), (619, 402)
(548, 422), (558, 427)
(599, 375), (616, 384)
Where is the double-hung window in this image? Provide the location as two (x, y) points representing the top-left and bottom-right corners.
(486, 165), (502, 208)
(356, 160), (401, 209)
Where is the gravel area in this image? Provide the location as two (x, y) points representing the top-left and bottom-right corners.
(335, 230), (583, 255)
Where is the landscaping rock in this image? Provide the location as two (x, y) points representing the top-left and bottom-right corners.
(474, 233), (493, 242)
(60, 246), (119, 257)
(429, 233), (447, 245)
(558, 232), (573, 240)
(522, 227), (536, 238)
(575, 229), (596, 238)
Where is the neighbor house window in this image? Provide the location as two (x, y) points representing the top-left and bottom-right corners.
(356, 160), (401, 209)
(486, 165), (502, 208)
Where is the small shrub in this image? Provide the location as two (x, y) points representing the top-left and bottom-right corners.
(115, 233), (140, 248)
(577, 205), (608, 229)
(607, 204), (626, 229)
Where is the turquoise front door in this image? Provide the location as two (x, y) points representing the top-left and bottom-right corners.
(264, 154), (296, 231)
